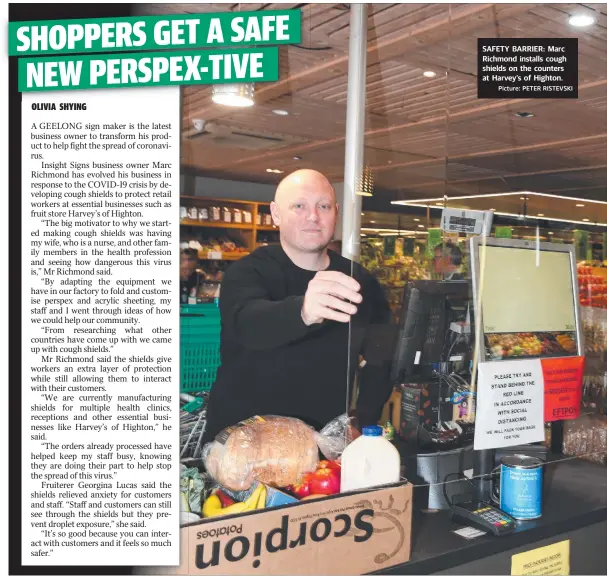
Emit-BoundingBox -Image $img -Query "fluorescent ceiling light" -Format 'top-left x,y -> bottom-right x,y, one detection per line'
576,204 -> 585,207
538,213 -> 544,217
583,218 -> 590,222
391,191 -> 607,227
272,109 -> 289,116
266,168 -> 283,173
413,218 -> 420,222
361,227 -> 428,235
423,70 -> 437,78
212,83 -> 255,107
568,14 -> 595,27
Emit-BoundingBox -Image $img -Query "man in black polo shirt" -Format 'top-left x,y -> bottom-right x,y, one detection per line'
203,169 -> 392,442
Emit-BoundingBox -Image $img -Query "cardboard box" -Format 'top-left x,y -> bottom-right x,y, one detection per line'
142,482 -> 412,575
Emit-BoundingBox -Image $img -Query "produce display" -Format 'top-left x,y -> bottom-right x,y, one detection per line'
577,264 -> 607,308
487,331 -> 578,359
360,238 -> 430,321
287,460 -> 341,498
202,484 -> 267,518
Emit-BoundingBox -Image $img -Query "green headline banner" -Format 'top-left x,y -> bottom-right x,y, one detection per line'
19,47 -> 279,92
9,10 -> 301,55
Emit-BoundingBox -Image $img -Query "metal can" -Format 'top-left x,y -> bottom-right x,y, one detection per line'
498,455 -> 543,520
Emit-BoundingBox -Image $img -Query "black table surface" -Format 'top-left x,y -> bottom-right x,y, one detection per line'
374,458 -> 607,575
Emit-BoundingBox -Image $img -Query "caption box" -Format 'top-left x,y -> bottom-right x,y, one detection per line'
477,38 -> 578,99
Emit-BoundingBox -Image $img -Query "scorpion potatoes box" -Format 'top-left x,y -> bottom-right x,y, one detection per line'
143,482 -> 413,575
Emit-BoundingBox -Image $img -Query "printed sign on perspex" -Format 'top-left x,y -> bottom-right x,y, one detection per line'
475,360 -> 545,450
541,356 -> 585,422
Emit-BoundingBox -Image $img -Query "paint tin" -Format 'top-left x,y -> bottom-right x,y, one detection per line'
496,455 -> 543,520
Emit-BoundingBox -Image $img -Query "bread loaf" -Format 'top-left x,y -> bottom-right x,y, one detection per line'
203,416 -> 319,491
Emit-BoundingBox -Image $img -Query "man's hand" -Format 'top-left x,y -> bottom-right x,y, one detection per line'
301,271 -> 362,325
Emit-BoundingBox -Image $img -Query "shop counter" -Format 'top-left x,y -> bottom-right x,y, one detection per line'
374,458 -> 607,575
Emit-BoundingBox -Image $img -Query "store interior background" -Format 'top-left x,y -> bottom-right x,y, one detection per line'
139,2 -> 606,301
137,2 -> 607,457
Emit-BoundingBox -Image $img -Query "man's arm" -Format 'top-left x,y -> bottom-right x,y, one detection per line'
219,260 -> 318,351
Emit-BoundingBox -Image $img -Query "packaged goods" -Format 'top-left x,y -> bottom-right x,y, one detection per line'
202,414 -> 352,492
340,425 -> 401,492
563,414 -> 607,465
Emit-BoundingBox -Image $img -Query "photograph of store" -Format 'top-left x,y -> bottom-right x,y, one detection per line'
139,3 -> 607,574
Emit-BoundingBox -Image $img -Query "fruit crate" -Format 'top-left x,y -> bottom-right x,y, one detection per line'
180,303 -> 221,393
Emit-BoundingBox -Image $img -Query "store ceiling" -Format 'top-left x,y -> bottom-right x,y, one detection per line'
137,3 -> 607,204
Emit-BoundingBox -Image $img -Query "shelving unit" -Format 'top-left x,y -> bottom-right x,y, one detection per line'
180,196 -> 279,260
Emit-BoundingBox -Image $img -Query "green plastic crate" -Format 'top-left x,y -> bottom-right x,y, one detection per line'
180,303 -> 221,393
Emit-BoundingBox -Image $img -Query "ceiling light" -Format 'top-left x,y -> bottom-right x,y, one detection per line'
490,208 -> 496,211
576,204 -> 585,207
272,109 -> 289,116
390,191 -> 607,227
418,224 -> 425,228
520,197 -> 526,200
515,112 -> 535,119
266,168 -> 283,174
548,232 -> 554,235
538,213 -> 544,217
435,203 -> 443,207
583,218 -> 590,222
413,218 -> 420,222
423,70 -> 437,78
392,191 -> 607,206
370,220 -> 376,223
293,156 -> 302,161
568,14 -> 595,27
212,83 -> 255,107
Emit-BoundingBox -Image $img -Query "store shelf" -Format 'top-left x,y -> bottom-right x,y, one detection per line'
181,220 -> 254,230
256,225 -> 279,232
198,251 -> 249,261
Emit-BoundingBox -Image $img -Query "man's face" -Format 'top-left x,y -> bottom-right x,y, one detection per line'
271,180 -> 337,254
180,254 -> 197,279
433,248 -> 452,274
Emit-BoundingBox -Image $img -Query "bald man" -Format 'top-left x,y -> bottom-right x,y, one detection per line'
203,170 -> 392,442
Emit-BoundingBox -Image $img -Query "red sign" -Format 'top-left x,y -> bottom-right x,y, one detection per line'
541,356 -> 585,422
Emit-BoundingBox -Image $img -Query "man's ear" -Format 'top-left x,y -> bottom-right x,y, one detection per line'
335,202 -> 340,215
270,201 -> 280,226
